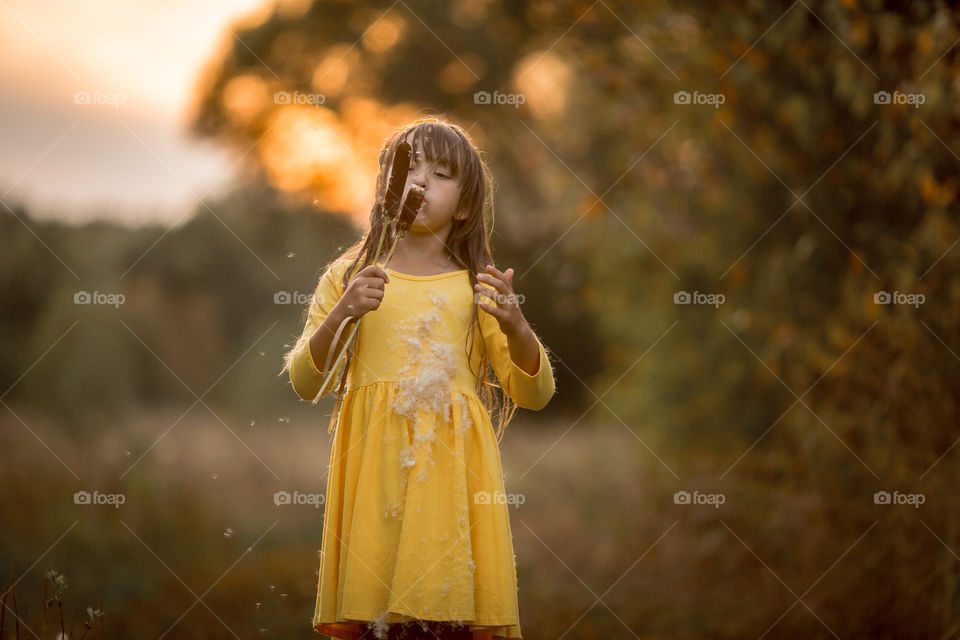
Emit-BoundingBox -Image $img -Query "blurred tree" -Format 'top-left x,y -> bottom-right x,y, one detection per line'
190,0 -> 603,412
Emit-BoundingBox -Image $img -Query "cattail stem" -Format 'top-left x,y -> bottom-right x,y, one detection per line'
316,182 -> 423,399
372,217 -> 393,268
317,223 -> 407,398
381,232 -> 403,265
318,219 -> 395,397
41,577 -> 48,637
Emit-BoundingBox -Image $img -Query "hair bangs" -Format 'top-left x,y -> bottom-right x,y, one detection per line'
406,121 -> 469,181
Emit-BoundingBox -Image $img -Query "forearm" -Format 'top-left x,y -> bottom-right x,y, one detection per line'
308,304 -> 355,374
506,323 -> 541,376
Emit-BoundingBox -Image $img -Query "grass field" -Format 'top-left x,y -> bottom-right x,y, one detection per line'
0,403 -> 908,639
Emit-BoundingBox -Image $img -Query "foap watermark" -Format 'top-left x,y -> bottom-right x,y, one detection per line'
74,291 -> 125,308
674,490 -> 725,509
275,291 -> 315,305
874,490 -> 924,509
74,490 -> 126,508
674,90 -> 725,109
473,490 -> 525,506
874,290 -> 924,308
274,490 -> 325,508
474,291 -> 525,307
473,90 -> 526,109
73,90 -> 126,109
873,90 -> 925,108
674,290 -> 725,308
274,90 -> 325,107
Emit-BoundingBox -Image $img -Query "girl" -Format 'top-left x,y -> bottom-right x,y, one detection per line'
280,116 -> 556,640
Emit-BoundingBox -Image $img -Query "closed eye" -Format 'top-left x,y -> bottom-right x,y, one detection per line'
408,157 -> 451,178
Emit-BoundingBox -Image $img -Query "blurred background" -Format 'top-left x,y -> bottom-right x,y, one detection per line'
2,0 -> 959,637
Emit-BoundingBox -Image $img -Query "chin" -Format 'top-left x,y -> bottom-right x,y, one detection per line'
407,222 -> 434,235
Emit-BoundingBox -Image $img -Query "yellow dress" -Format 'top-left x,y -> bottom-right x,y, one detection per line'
288,258 -> 556,640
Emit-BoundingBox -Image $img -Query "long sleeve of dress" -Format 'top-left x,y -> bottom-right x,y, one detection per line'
289,260 -> 349,402
478,308 -> 556,411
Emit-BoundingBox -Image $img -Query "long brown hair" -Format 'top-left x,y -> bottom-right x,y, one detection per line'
284,116 -> 518,443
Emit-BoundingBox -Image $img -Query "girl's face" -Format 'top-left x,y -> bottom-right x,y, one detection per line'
401,132 -> 465,235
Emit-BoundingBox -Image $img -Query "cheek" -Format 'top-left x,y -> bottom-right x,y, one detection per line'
444,183 -> 463,205
428,183 -> 453,205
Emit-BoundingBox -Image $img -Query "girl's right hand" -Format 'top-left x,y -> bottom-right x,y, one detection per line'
334,264 -> 391,320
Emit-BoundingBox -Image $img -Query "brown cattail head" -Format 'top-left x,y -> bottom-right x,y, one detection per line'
383,141 -> 412,219
396,185 -> 425,236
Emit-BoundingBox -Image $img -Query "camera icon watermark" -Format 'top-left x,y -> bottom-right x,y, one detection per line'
473,90 -> 526,109
674,290 -> 725,308
674,490 -> 725,508
74,490 -> 126,508
73,90 -> 126,109
274,490 -> 325,508
473,490 -> 525,506
274,291 -> 315,305
474,291 -> 525,307
873,290 -> 924,308
873,490 -> 924,508
674,90 -> 725,109
873,90 -> 924,108
274,90 -> 325,107
74,291 -> 125,308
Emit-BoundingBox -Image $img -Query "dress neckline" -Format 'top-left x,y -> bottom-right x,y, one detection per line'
385,267 -> 469,281
376,260 -> 469,280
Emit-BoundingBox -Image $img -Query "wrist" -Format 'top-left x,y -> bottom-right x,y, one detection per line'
329,301 -> 355,325
504,318 -> 532,340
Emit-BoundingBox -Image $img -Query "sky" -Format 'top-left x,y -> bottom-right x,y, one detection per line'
0,0 -> 280,227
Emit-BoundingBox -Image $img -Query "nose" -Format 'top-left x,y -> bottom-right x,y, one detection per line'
408,165 -> 427,188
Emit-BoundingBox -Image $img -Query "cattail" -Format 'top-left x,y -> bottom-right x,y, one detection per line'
381,185 -> 425,266
396,184 -> 424,235
383,141 -> 412,218
318,146 -> 425,398
318,184 -> 426,398
365,140 -> 413,281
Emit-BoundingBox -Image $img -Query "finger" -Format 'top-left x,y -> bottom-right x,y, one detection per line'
484,263 -> 508,282
361,264 -> 390,283
483,266 -> 515,297
475,276 -> 501,297
362,276 -> 385,290
477,272 -> 507,295
477,300 -> 501,318
480,286 -> 518,310
474,284 -> 498,303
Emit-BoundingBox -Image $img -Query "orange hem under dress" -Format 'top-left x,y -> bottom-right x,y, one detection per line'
314,620 -> 511,639
288,260 -> 556,640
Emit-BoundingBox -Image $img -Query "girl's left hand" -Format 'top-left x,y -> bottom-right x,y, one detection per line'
474,264 -> 529,337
